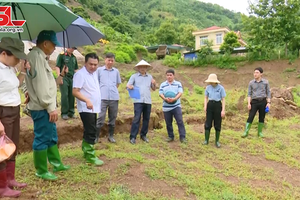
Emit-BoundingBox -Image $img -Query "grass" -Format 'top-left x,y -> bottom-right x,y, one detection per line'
15,83 -> 300,199
284,68 -> 297,73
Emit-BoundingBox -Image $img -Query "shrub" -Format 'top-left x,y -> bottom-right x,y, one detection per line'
144,53 -> 156,63
116,44 -> 136,61
83,45 -> 97,54
194,85 -> 205,95
133,44 -> 148,56
115,51 -> 131,63
163,55 -> 181,68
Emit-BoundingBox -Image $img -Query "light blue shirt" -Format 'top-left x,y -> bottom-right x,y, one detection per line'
73,67 -> 101,113
205,84 -> 226,101
97,66 -> 121,100
127,72 -> 153,104
159,80 -> 183,112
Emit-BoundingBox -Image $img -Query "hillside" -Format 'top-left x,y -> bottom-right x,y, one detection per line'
60,0 -> 243,47
15,60 -> 300,199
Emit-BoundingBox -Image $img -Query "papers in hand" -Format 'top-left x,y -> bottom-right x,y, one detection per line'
127,86 -> 140,99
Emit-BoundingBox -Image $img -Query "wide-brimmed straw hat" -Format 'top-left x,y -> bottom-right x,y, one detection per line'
134,60 -> 153,71
205,74 -> 220,83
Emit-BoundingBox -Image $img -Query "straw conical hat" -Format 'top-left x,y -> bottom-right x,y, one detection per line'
205,74 -> 220,83
134,60 -> 153,71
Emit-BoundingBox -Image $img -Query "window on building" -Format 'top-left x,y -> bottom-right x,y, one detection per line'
216,33 -> 222,44
200,36 -> 208,46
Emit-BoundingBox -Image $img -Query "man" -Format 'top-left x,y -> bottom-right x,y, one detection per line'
73,53 -> 104,166
56,47 -> 79,120
127,60 -> 156,144
242,67 -> 271,138
96,53 -> 121,143
159,69 -> 187,143
22,50 -> 51,117
25,30 -> 70,181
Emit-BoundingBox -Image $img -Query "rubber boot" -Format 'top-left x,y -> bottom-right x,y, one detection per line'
33,149 -> 57,181
6,161 -> 27,189
82,140 -> 104,166
202,130 -> 210,145
0,168 -> 21,198
108,125 -> 116,143
241,122 -> 252,138
47,144 -> 70,172
258,123 -> 264,138
215,131 -> 221,148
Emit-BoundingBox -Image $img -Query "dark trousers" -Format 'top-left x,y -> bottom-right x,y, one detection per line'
130,103 -> 151,139
96,100 -> 119,128
60,76 -> 75,116
205,101 -> 222,132
163,107 -> 186,139
0,106 -> 20,170
247,99 -> 267,123
79,112 -> 97,144
31,110 -> 58,150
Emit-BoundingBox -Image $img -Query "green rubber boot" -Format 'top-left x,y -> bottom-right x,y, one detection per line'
33,149 -> 57,181
82,140 -> 104,166
241,123 -> 252,138
202,130 -> 210,145
215,131 -> 221,148
48,144 -> 70,172
258,123 -> 264,138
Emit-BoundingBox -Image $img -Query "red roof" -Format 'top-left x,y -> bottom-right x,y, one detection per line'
203,26 -> 222,31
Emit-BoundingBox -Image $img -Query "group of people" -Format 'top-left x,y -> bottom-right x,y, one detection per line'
0,28 -> 271,198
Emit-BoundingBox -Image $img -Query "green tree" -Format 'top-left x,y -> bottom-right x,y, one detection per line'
198,40 -> 213,59
219,32 -> 240,53
71,6 -> 90,19
178,24 -> 197,48
155,22 -> 177,44
243,0 -> 300,56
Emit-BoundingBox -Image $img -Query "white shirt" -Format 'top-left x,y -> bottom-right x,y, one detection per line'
73,66 -> 101,113
0,62 -> 21,106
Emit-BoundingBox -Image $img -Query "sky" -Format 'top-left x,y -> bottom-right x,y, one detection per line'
200,0 -> 250,15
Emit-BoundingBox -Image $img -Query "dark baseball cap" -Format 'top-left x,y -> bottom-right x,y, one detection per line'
0,37 -> 26,60
37,30 -> 61,46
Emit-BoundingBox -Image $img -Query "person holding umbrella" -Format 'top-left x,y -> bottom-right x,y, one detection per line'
203,74 -> 226,148
25,30 -> 70,181
127,60 -> 156,144
0,37 -> 29,198
55,47 -> 79,120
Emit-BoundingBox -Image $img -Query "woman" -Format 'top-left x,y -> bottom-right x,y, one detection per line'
0,37 -> 30,198
203,74 -> 226,148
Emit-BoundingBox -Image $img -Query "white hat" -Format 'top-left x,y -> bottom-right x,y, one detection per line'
134,60 -> 153,71
205,74 -> 220,83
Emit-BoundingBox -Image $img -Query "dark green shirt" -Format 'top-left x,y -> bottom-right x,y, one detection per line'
56,52 -> 78,76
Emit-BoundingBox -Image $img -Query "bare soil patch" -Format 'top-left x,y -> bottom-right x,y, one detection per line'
243,153 -> 300,187
114,163 -> 196,200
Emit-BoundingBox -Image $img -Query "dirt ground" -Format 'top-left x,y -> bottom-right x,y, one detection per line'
19,59 -> 300,152
15,59 -> 300,199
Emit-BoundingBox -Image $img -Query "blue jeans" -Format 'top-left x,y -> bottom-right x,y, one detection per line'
130,103 -> 152,139
163,107 -> 186,139
30,110 -> 58,150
